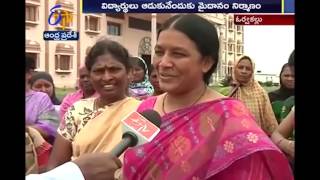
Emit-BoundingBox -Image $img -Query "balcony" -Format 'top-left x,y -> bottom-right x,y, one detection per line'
85,15 -> 101,35
26,20 -> 39,26
26,0 -> 40,6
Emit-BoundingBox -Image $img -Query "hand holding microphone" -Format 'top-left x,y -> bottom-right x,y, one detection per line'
110,110 -> 162,157
73,152 -> 122,180
26,110 -> 162,180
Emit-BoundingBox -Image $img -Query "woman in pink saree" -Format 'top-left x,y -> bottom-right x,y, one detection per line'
122,14 -> 293,180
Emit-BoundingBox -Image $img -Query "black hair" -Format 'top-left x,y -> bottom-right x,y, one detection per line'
30,71 -> 61,105
279,63 -> 294,86
130,57 -> 147,76
288,50 -> 294,66
157,14 -> 220,85
280,63 -> 294,76
85,39 -> 131,71
148,65 -> 155,77
26,55 -> 36,73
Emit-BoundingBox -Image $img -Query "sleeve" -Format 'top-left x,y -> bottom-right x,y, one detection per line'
262,92 -> 279,135
37,93 -> 55,115
26,162 -> 85,180
57,104 -> 78,142
34,94 -> 60,138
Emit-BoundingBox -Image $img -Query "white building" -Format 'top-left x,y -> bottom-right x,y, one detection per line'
26,0 -> 244,88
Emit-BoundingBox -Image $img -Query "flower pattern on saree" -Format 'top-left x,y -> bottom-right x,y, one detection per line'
135,147 -> 145,158
180,160 -> 191,172
241,119 -> 250,128
223,140 -> 234,153
168,135 -> 192,163
247,132 -> 259,143
199,111 -> 221,137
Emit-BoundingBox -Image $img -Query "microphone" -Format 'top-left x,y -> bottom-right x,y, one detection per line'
110,110 -> 161,157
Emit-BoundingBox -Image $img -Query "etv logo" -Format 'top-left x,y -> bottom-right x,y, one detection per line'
48,4 -> 72,30
44,3 -> 79,41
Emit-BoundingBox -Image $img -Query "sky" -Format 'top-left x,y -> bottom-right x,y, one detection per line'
243,25 -> 295,75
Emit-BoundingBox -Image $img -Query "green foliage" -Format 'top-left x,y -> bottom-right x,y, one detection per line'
264,81 -> 273,87
219,76 -> 232,87
55,88 -> 75,101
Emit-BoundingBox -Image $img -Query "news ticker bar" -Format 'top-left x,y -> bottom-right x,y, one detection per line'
43,14 -> 293,41
82,0 -> 294,13
234,14 -> 294,25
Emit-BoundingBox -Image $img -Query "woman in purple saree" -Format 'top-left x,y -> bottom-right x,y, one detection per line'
26,56 -> 59,144
122,14 -> 293,180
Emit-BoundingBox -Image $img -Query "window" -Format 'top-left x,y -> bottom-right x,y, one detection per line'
237,45 -> 242,54
237,45 -> 243,54
55,55 -> 72,71
228,44 -> 235,52
105,13 -> 125,19
54,10 -> 73,30
26,52 -> 40,69
26,5 -> 38,22
228,17 -> 234,30
85,16 -> 101,32
223,41 -> 227,51
107,22 -> 121,36
236,25 -> 243,33
237,41 -> 243,54
55,43 -> 73,72
228,66 -> 233,76
228,39 -> 235,53
128,17 -> 162,32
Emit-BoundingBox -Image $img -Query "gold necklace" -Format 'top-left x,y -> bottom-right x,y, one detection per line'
162,86 -> 207,114
94,98 -> 110,110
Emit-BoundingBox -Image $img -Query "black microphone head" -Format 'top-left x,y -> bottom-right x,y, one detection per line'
140,110 -> 162,128
122,131 -> 138,147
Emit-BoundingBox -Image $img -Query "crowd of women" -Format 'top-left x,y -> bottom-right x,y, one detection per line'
26,14 -> 295,179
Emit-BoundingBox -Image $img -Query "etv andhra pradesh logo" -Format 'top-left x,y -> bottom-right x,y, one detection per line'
43,3 -> 79,41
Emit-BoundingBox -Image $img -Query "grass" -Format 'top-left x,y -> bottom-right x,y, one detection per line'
210,85 -> 279,96
56,85 -> 279,101
263,86 -> 279,92
56,88 -> 76,101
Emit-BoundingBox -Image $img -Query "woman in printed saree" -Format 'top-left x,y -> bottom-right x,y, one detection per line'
128,56 -> 154,100
47,39 -> 140,170
26,56 -> 60,144
122,14 -> 293,180
229,56 -> 279,136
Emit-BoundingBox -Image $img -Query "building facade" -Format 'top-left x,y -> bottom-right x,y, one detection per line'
26,0 -> 244,88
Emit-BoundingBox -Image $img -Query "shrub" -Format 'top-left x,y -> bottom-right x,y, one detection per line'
220,76 -> 232,87
265,81 -> 273,87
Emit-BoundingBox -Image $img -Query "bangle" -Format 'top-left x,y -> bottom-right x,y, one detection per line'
288,141 -> 294,146
276,138 -> 285,147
